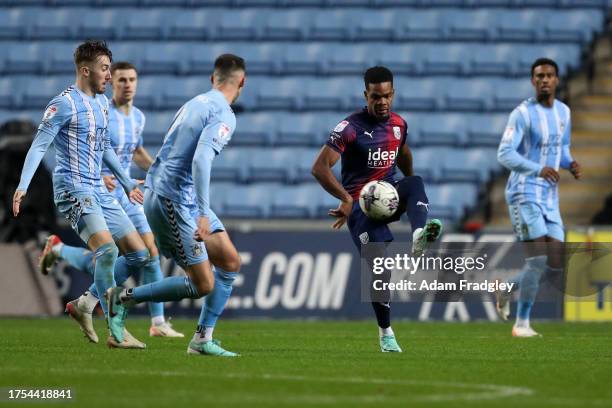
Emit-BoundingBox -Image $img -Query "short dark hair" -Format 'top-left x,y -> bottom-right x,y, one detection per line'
74,40 -> 112,67
111,61 -> 137,75
213,54 -> 246,83
531,58 -> 558,77
364,66 -> 393,89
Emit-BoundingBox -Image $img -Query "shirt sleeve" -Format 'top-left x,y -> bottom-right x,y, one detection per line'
325,119 -> 355,153
192,141 -> 216,217
103,143 -> 136,194
497,108 -> 542,177
17,97 -> 71,192
559,110 -> 573,169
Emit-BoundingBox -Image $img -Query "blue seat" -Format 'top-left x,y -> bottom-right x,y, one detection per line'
496,11 -> 543,42
212,149 -> 249,183
303,78 -> 356,111
255,77 -> 301,111
294,148 -> 319,182
419,114 -> 466,146
262,10 -> 311,41
441,149 -> 483,183
123,9 -> 167,41
5,43 -> 45,74
46,42 -> 80,74
141,43 -> 189,75
106,43 -> 143,70
396,10 -> 445,41
134,76 -> 164,110
166,9 -> 213,41
214,9 -> 263,41
141,112 -> 174,145
316,187 -> 341,218
209,182 -> 233,214
411,146 -> 447,182
544,11 -> 603,43
445,10 -> 495,42
222,43 -> 282,75
27,9 -> 78,40
309,10 -> 355,41
277,113 -> 326,146
326,45 -> 377,76
233,113 -> 275,146
284,43 -> 327,75
271,185 -> 318,218
22,77 -> 71,110
222,183 -> 275,218
187,44 -> 218,75
493,79 -> 533,111
467,114 -> 507,146
378,44 -> 425,76
77,9 -> 121,40
395,79 -> 443,111
247,148 -> 294,183
470,44 -> 517,76
354,10 -> 397,41
423,44 -> 471,76
516,45 -> 579,76
0,79 -> 20,109
0,9 -> 26,40
445,79 -> 494,112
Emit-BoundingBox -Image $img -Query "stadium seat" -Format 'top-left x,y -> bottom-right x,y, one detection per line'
395,10 -> 445,41
22,76 -> 71,110
0,79 -> 20,109
378,44 -> 425,76
353,10 -> 397,41
467,113 -> 507,146
496,10 -> 543,42
544,11 -> 602,43
294,148 -> 319,182
470,44 -> 517,77
212,149 -> 249,183
277,113 -> 325,146
222,43 -> 282,75
27,8 -> 79,40
214,9 -> 263,41
247,148 -> 294,183
326,45 -> 377,76
233,113 -> 276,146
423,44 -> 471,76
209,182 -> 233,214
270,185 -> 318,218
444,10 -> 496,42
411,146 -> 447,182
141,43 -> 189,75
106,43 -> 143,71
303,78 -> 357,111
262,10 -> 310,41
166,9 -> 213,41
133,76 -> 164,110
445,79 -> 494,112
309,9 -> 355,41
419,113 -> 467,145
492,79 -> 533,111
141,111 -> 174,145
123,9 -> 167,41
394,79 -> 443,111
46,42 -> 80,74
77,9 -> 121,40
222,183 -> 275,218
0,9 -> 26,40
283,43 -> 327,75
255,77 -> 302,111
5,43 -> 46,75
316,186 -> 341,218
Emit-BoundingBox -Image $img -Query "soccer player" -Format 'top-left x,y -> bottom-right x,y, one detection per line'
496,58 -> 581,337
105,54 -> 246,357
311,66 -> 442,353
12,40 -> 144,346
39,61 -> 183,343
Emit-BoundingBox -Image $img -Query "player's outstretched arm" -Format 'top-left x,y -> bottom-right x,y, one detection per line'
312,146 -> 353,229
102,147 -> 142,204
14,97 -> 72,216
192,140 -> 216,241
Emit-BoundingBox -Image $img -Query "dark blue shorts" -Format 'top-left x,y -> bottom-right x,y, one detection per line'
347,201 -> 400,250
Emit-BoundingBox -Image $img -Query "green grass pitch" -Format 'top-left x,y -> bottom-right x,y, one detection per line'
0,318 -> 610,407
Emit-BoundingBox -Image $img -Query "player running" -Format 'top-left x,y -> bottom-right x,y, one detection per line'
496,58 -> 581,337
105,54 -> 246,357
39,61 -> 183,344
12,40 -> 145,347
312,66 -> 442,353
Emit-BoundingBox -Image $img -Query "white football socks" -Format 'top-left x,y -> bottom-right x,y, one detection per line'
379,326 -> 394,337
151,316 -> 165,326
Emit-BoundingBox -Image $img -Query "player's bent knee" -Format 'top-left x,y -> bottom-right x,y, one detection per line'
224,255 -> 241,273
95,243 -> 119,269
194,280 -> 213,297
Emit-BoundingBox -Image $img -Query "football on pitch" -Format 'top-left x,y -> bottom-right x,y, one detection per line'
358,180 -> 399,220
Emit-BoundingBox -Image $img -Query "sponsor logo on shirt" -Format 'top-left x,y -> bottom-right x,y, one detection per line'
334,120 -> 349,132
42,105 -> 58,127
367,147 -> 398,169
502,126 -> 514,143
218,123 -> 231,141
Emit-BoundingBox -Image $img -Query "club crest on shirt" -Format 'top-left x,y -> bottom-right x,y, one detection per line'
42,105 -> 58,124
334,120 -> 349,132
393,126 -> 401,140
218,123 -> 231,142
193,243 -> 204,257
359,232 -> 369,245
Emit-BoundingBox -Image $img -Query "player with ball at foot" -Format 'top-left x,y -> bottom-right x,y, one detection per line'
312,66 -> 442,353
